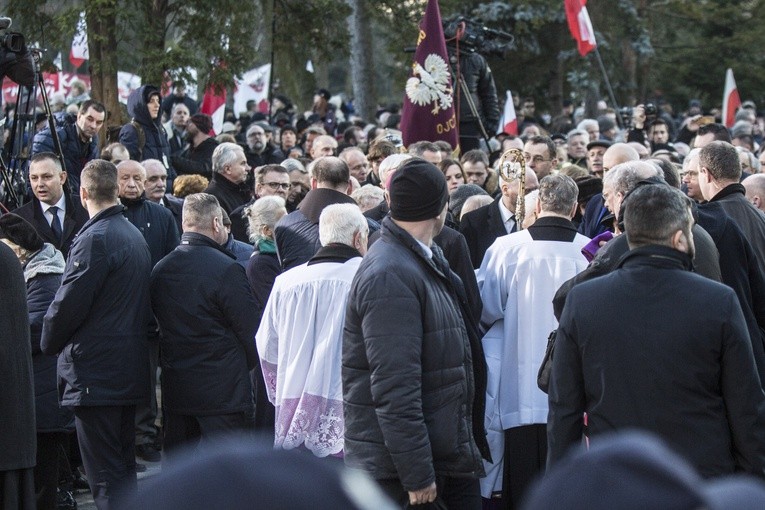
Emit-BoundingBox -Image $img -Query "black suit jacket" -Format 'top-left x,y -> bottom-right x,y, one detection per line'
548,245 -> 765,478
13,194 -> 89,259
459,197 -> 512,269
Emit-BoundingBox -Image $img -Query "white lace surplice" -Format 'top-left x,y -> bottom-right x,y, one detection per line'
256,258 -> 361,457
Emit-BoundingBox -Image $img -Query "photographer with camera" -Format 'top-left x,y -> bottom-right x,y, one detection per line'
442,17 -> 505,153
450,50 -> 500,153
627,104 -> 676,154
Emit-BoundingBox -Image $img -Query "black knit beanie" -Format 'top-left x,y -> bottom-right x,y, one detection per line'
0,213 -> 44,252
389,159 -> 448,222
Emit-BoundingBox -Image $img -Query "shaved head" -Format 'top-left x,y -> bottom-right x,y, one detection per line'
603,143 -> 640,173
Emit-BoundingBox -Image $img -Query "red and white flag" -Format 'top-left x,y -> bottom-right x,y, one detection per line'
722,68 -> 741,129
498,90 -> 518,135
200,84 -> 226,136
565,0 -> 597,57
69,12 -> 89,68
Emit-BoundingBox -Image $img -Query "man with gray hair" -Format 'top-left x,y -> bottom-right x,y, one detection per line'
150,193 -> 259,460
204,142 -> 252,214
476,174 -> 590,506
256,203 -> 367,458
558,161 -> 720,295
548,184 -> 765,478
681,148 -> 704,202
275,156 -> 378,270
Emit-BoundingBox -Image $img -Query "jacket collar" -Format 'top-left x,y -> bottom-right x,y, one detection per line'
307,243 -> 362,265
709,183 -> 745,203
180,232 -> 236,259
381,216 -> 447,278
616,244 -> 693,272
78,204 -> 126,235
527,216 -> 578,242
120,195 -> 146,208
298,188 -> 357,223
211,172 -> 250,193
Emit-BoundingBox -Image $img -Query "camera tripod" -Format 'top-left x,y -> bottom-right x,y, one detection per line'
0,47 -> 67,211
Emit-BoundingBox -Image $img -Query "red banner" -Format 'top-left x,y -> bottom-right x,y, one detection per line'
400,0 -> 459,149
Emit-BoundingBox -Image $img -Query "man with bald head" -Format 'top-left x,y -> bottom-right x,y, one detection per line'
743,174 -> 765,213
578,143 -> 640,238
339,147 -> 370,181
117,160 -> 180,462
554,162 -> 722,320
309,134 -> 339,160
627,141 -> 649,160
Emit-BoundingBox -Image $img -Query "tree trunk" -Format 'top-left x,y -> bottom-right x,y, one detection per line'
347,0 -> 376,121
86,0 -> 123,137
141,0 -> 170,91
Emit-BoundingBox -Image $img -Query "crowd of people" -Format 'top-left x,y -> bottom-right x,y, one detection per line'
3,80 -> 765,510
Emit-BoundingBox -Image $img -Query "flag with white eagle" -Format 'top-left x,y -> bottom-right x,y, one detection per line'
401,0 -> 459,149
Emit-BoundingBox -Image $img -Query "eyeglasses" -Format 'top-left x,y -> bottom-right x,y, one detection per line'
262,182 -> 290,190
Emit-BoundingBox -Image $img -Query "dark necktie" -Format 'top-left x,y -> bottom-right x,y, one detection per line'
49,206 -> 63,243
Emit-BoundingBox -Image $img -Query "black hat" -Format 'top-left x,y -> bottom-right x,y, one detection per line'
551,133 -> 567,143
389,159 -> 448,222
449,183 -> 489,218
0,213 -> 44,252
189,113 -> 213,134
280,124 -> 297,135
575,176 -> 603,204
586,139 -> 612,151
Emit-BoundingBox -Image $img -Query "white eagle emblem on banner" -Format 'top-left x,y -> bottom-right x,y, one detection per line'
405,54 -> 454,115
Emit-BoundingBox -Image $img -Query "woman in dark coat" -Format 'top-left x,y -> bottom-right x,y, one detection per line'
120,85 -> 176,181
0,214 -> 73,510
244,196 -> 287,433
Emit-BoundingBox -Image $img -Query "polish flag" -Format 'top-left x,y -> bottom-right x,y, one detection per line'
69,12 -> 89,68
498,90 -> 518,135
200,84 -> 226,136
722,68 -> 741,129
565,0 -> 597,57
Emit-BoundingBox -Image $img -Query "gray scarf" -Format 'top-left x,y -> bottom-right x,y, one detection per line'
23,243 -> 65,282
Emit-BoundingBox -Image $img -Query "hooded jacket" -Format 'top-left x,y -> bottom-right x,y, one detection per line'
24,244 -> 73,432
120,85 -> 175,178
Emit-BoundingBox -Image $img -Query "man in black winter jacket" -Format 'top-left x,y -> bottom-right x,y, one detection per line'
42,160 -> 152,509
548,185 -> 765,478
343,159 -> 487,508
204,142 -> 253,215
116,160 -> 179,462
150,193 -> 259,459
32,99 -> 105,192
